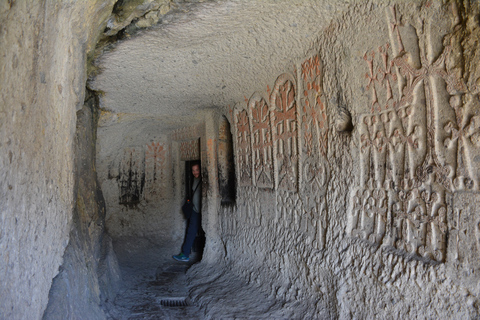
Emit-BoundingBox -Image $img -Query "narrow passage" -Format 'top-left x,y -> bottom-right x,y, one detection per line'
105,238 -> 202,319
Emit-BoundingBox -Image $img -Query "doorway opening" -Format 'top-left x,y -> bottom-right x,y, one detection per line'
184,160 -> 205,261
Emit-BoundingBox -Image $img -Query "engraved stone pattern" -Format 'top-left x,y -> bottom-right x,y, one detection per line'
235,109 -> 253,186
447,192 -> 480,276
271,74 -> 299,192
212,4 -> 480,320
171,125 -> 201,141
180,139 -> 200,161
346,5 -> 476,263
299,55 -> 329,249
249,95 -> 274,189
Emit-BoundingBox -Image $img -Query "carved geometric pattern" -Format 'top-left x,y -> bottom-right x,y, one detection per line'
348,5 -> 477,264
249,93 -> 274,189
235,109 -> 253,186
300,55 -> 329,194
271,73 -> 299,192
171,125 -> 201,141
301,54 -> 328,158
180,139 -> 200,161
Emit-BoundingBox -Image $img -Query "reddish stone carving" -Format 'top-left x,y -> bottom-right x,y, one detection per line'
271,74 -> 298,192
171,125 -> 201,141
249,94 -> 274,189
301,55 -> 328,158
235,109 -> 252,186
180,139 -> 200,161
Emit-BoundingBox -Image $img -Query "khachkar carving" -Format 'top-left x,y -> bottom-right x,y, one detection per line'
235,109 -> 253,186
180,139 -> 200,161
299,55 -> 329,249
144,142 -> 168,201
249,94 -> 274,189
271,74 -> 299,192
349,5 -> 480,264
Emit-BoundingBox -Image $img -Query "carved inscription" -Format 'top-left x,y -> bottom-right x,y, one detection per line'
235,109 -> 253,186
180,139 -> 200,161
171,125 -> 201,141
271,74 -> 299,192
249,94 -> 274,188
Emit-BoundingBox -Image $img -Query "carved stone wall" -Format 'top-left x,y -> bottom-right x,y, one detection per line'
348,4 -> 480,265
218,2 -> 480,319
96,127 -> 175,241
180,139 -> 200,161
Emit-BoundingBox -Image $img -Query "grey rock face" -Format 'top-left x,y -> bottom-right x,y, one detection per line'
42,91 -> 121,320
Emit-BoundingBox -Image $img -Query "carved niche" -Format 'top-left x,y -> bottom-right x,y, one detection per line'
349,5 -> 479,264
249,93 -> 274,189
235,109 -> 253,186
271,73 -> 299,192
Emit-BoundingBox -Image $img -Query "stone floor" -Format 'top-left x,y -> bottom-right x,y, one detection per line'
105,238 -> 291,319
104,239 -> 203,320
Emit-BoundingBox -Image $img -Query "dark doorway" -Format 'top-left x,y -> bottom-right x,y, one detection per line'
184,160 -> 205,260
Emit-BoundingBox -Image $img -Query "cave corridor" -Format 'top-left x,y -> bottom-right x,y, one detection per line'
2,1 -> 480,319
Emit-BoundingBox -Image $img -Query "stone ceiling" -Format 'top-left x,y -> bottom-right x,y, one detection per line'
90,0 -> 347,132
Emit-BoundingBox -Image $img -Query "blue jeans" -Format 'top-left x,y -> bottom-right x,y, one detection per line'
182,210 -> 199,257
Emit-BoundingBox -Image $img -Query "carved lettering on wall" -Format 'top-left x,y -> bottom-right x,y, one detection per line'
171,125 -> 201,141
180,139 -> 200,161
348,5 -> 479,264
235,109 -> 253,186
249,94 -> 274,189
271,74 -> 299,192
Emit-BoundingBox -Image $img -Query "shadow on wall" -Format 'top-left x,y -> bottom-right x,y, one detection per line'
218,116 -> 236,206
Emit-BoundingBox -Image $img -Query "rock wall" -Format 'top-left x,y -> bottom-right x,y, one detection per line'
42,91 -> 121,320
0,1 -> 114,319
210,2 -> 480,318
96,114 -> 180,245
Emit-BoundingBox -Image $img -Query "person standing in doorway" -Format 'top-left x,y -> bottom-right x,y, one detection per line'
173,163 -> 202,262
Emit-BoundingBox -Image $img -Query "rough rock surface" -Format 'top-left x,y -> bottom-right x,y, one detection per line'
42,92 -> 121,320
0,1 -> 115,319
90,0 -> 350,129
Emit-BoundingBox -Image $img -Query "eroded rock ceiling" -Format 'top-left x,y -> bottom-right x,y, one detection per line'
90,0 -> 348,132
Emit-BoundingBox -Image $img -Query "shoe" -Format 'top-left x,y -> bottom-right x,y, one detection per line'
172,253 -> 189,262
